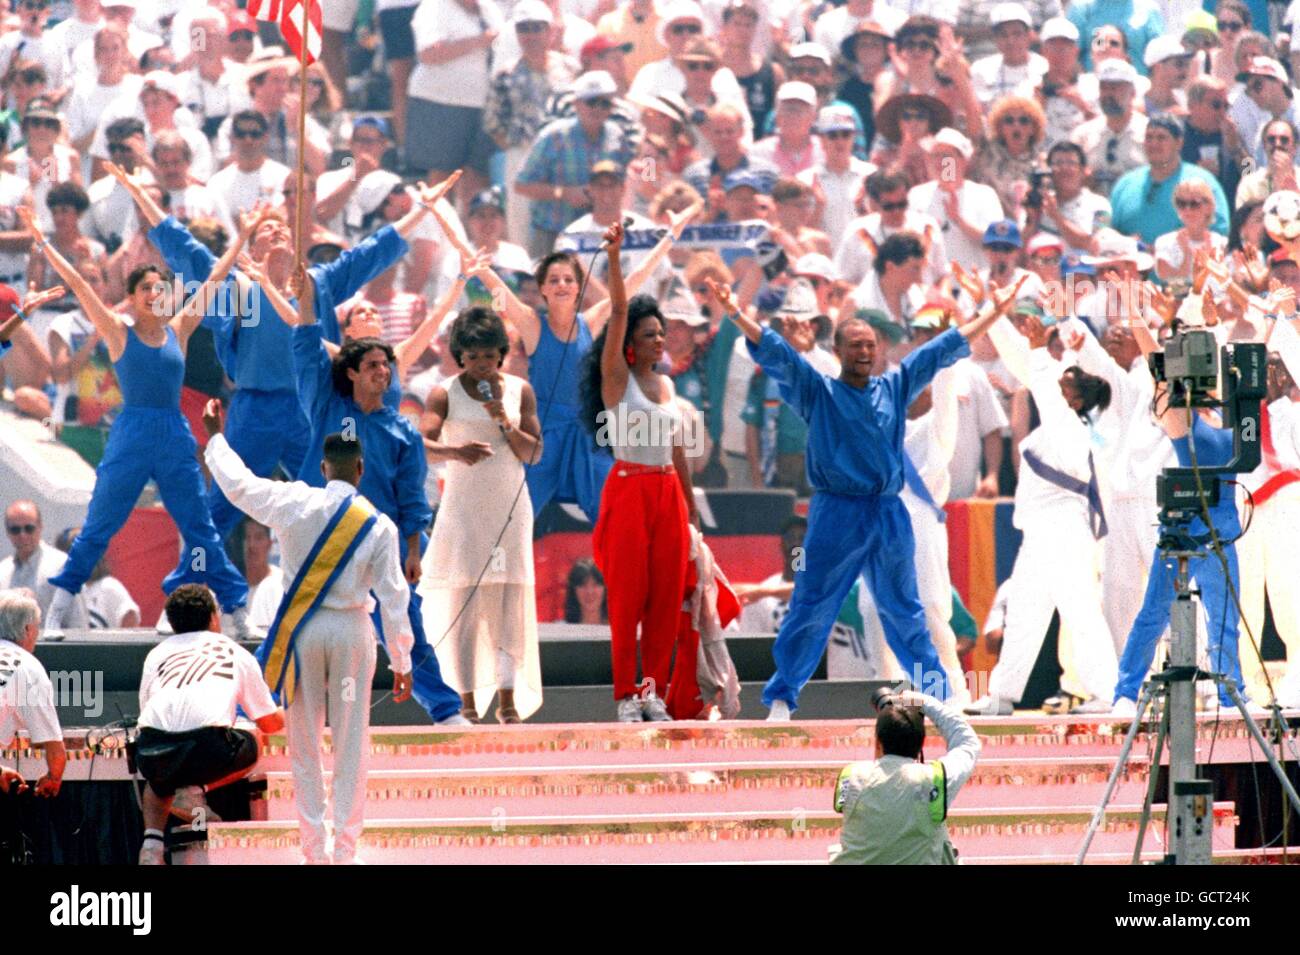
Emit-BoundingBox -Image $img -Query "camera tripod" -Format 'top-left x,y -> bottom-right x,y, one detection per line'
1075,549 -> 1300,865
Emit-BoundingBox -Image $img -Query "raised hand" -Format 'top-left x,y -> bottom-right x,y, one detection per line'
1063,325 -> 1086,352
418,170 -> 463,209
1145,282 -> 1177,326
602,218 -> 624,251
987,273 -> 1028,316
1267,278 -> 1297,317
22,282 -> 66,313
704,276 -> 737,314
666,199 -> 703,240
951,261 -> 985,306
461,246 -> 493,279
1234,245 -> 1269,291
1020,312 -> 1050,349
15,205 -> 43,243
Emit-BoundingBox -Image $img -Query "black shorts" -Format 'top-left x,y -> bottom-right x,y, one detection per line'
379,5 -> 418,61
405,99 -> 496,175
135,726 -> 258,798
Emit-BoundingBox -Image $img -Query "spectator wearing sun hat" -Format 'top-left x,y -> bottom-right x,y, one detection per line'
1229,56 -> 1300,169
836,17 -> 896,152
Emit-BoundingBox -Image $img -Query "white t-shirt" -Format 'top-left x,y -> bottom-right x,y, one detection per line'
409,0 -> 505,109
798,158 -> 876,248
970,52 -> 1048,107
0,32 -> 70,97
1153,229 -> 1226,275
83,575 -> 140,629
907,179 -> 1004,271
90,115 -> 213,183
63,74 -> 144,146
1040,187 -> 1112,255
812,4 -> 906,55
0,171 -> 30,281
246,565 -> 286,638
82,172 -> 142,249
722,333 -> 757,456
137,631 -> 278,734
946,359 -> 1010,500
46,14 -> 103,61
0,641 -> 62,745
167,183 -> 235,236
207,159 -> 291,216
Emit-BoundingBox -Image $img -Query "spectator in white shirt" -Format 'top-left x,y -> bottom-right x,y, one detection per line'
799,103 -> 875,241
53,526 -> 139,628
1023,139 -> 1112,254
907,127 -> 1003,269
0,589 -> 65,798
970,3 -> 1048,107
214,49 -> 329,176
70,0 -> 161,80
751,81 -> 826,177
61,24 -> 139,173
89,70 -> 213,183
206,110 -> 290,217
152,130 -> 234,236
46,0 -> 104,63
1,502 -> 87,623
836,169 -> 947,285
0,0 -> 70,103
179,8 -> 247,139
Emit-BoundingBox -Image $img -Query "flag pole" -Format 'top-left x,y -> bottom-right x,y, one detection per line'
293,0 -> 310,292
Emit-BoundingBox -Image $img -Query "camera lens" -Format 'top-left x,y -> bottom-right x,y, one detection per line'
871,685 -> 897,713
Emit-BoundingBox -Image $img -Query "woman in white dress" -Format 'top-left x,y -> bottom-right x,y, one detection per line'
419,306 -> 544,724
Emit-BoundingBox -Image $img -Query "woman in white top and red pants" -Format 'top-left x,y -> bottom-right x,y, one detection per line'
582,222 -> 700,723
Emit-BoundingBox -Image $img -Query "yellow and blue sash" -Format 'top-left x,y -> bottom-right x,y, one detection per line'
256,494 -> 378,706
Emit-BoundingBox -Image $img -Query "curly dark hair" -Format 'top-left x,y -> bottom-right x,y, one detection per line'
164,584 -> 217,635
1062,365 -> 1112,418
332,337 -> 395,399
579,294 -> 665,441
449,306 -> 509,366
126,263 -> 172,294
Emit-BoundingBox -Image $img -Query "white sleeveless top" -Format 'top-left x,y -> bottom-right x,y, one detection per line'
605,373 -> 683,467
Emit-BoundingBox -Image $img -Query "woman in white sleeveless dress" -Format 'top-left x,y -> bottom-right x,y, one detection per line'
419,307 -> 544,723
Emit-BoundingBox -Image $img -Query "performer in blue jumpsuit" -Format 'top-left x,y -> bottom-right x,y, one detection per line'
706,276 -> 1024,717
111,164 -> 447,544
1114,411 -> 1247,711
293,306 -> 465,724
19,206 -> 251,630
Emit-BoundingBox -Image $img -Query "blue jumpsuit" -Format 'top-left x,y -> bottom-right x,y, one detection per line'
49,325 -> 248,610
1114,416 -> 1246,707
748,326 -> 971,709
525,315 -> 614,522
149,218 -> 410,543
293,324 -> 462,722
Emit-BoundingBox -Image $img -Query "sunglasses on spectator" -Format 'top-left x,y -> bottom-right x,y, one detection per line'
900,108 -> 929,122
229,29 -> 256,41
823,129 -> 854,139
233,127 -> 266,139
583,97 -> 615,110
108,142 -> 134,153
1266,135 -> 1294,146
1175,198 -> 1206,208
899,39 -> 936,53
15,69 -> 44,84
308,77 -> 327,89
1249,79 -> 1272,94
23,117 -> 59,130
1206,99 -> 1228,110
1217,19 -> 1244,32
516,21 -> 549,33
685,61 -> 717,71
20,0 -> 49,9
879,199 -> 908,211
670,23 -> 702,35
790,64 -> 824,77
1030,253 -> 1062,264
1000,115 -> 1034,126
6,524 -> 37,535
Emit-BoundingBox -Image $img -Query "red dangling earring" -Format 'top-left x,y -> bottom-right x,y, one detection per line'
625,346 -> 636,366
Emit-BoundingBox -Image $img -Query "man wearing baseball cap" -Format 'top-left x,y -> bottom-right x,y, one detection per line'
979,218 -> 1044,302
1142,35 -> 1192,118
970,3 -> 1048,107
909,128 -> 1004,270
580,34 -> 634,92
315,116 -> 396,237
516,70 -> 638,256
1231,56 -> 1299,168
751,82 -> 826,177
1109,114 -> 1228,244
800,104 -> 874,241
1070,58 -> 1148,196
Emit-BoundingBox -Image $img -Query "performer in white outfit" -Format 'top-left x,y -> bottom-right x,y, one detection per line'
419,306 -> 544,724
1063,321 -> 1176,655
967,311 -> 1118,714
200,402 -> 414,866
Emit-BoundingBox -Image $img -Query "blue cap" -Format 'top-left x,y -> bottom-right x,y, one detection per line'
352,115 -> 393,140
982,219 -> 1021,249
1061,253 -> 1096,277
723,168 -> 768,193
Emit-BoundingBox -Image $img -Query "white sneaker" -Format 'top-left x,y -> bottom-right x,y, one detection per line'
964,695 -> 1013,716
641,693 -> 671,721
766,700 -> 792,722
435,712 -> 473,727
138,838 -> 165,866
616,696 -> 644,722
1070,697 -> 1114,715
1110,697 -> 1138,718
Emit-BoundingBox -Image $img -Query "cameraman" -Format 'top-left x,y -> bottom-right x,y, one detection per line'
831,690 -> 980,865
1023,141 -> 1111,255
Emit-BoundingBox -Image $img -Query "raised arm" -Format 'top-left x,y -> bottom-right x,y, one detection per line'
238,253 -> 303,330
396,254 -> 483,372
428,199 -> 542,350
397,170 -> 461,239
106,162 -> 167,229
598,221 -> 630,410
19,208 -> 126,358
586,201 -> 702,335
704,276 -> 763,343
172,208 -> 260,346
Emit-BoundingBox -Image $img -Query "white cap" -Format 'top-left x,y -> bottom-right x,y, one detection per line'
776,279 -> 819,319
1082,228 -> 1155,271
793,252 -> 838,282
924,126 -> 974,159
1144,34 -> 1190,68
571,70 -> 619,100
1096,59 -> 1139,86
776,81 -> 818,106
512,0 -> 554,25
788,41 -> 832,66
1040,16 -> 1079,43
1026,232 -> 1064,255
990,2 -> 1031,27
355,170 -> 404,216
140,70 -> 182,102
662,281 -> 709,325
655,0 -> 707,47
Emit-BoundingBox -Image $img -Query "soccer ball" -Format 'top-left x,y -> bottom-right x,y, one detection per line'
1263,190 -> 1300,243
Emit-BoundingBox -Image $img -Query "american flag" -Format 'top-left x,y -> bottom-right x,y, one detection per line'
279,0 -> 323,65
245,0 -> 283,20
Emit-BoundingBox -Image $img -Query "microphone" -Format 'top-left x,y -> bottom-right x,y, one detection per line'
478,378 -> 508,434
599,216 -> 636,249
